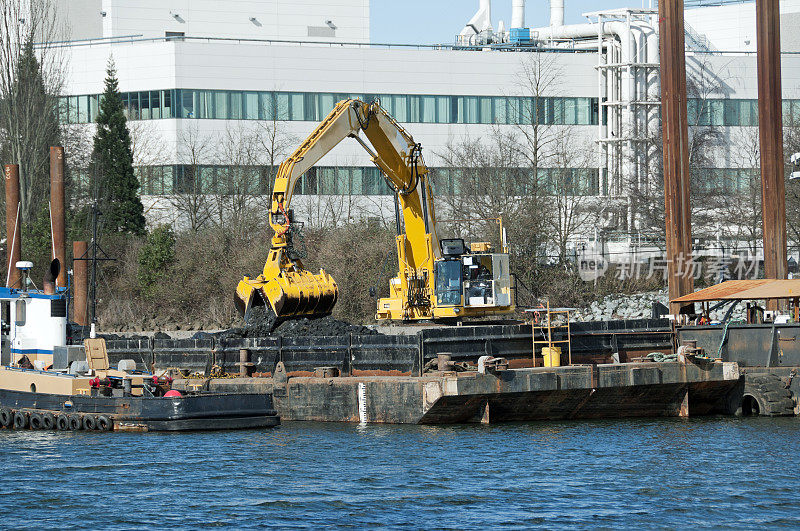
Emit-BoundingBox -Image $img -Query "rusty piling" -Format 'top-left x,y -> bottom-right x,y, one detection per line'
50,146 -> 66,288
73,241 -> 89,326
659,0 -> 694,315
4,164 -> 21,290
756,0 -> 787,298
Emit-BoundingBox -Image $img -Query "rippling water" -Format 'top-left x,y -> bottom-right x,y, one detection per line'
1,417 -> 798,529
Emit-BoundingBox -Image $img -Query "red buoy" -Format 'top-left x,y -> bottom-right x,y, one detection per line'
163,390 -> 182,398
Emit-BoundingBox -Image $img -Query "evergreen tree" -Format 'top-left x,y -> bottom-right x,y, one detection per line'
1,37 -> 61,224
93,57 -> 145,235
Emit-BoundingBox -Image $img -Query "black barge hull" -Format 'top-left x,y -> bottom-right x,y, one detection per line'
0,389 -> 279,432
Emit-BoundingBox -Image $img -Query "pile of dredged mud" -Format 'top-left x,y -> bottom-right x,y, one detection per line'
201,306 -> 378,339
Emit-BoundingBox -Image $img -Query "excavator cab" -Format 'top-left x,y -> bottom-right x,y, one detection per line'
432,239 -> 513,312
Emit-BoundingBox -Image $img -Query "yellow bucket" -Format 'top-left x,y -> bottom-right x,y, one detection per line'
542,347 -> 562,367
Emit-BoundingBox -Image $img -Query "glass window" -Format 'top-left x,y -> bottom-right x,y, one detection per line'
436,96 -> 450,124
58,97 -> 68,123
77,96 -> 89,123
213,91 -> 227,119
179,90 -> 194,118
479,97 -> 492,124
140,91 -> 150,120
319,167 -> 336,194
68,96 -> 78,123
709,100 -> 724,126
420,96 -> 436,123
229,91 -> 242,120
275,93 -> 290,120
563,98 -> 577,125
162,90 -> 171,118
259,92 -> 273,120
289,93 -> 304,120
242,92 -> 258,120
351,167 -> 363,195
393,95 -> 408,122
150,91 -> 161,119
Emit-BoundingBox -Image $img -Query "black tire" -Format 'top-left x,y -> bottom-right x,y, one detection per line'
42,413 -> 56,430
29,413 -> 43,430
97,416 -> 112,432
56,414 -> 69,431
68,415 -> 82,431
13,411 -> 28,429
82,415 -> 97,431
741,373 -> 796,417
0,409 -> 12,428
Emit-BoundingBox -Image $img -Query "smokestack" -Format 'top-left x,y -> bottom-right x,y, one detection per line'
4,164 -> 21,290
512,0 -> 525,29
550,0 -> 564,27
50,146 -> 66,288
73,241 -> 88,326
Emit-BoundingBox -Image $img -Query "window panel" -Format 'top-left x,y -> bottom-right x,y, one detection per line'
213,91 -> 227,119
421,96 -> 436,123
275,93 -> 290,120
393,95 -> 408,122
229,91 -> 242,120
437,96 -> 450,124
77,96 -> 89,123
289,93 -> 304,120
351,167 -> 363,195
179,90 -> 194,118
260,92 -> 274,120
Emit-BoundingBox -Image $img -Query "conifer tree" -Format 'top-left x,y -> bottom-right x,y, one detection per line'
92,57 -> 145,235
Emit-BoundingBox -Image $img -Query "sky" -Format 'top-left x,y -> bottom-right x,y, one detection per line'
369,0 -> 649,44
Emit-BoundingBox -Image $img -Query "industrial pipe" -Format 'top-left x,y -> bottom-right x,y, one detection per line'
50,146 -> 66,288
73,241 -> 88,326
4,164 -> 21,290
43,258 -> 59,295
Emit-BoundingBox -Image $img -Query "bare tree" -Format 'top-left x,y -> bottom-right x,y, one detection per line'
0,0 -> 66,222
168,124 -> 213,232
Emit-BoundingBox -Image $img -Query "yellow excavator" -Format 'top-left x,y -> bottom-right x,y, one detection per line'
235,99 -> 515,324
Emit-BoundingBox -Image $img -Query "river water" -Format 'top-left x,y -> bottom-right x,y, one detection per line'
0,417 -> 797,529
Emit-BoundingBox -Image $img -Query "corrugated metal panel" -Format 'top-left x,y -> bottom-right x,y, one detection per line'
672,279 -> 800,302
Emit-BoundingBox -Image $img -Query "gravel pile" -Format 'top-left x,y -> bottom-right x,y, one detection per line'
570,290 -> 747,322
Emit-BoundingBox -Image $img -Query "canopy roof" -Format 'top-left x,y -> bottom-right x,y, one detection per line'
671,280 -> 800,303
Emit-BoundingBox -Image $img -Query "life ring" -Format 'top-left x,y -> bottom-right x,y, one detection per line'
0,409 -> 12,428
42,413 -> 56,430
97,415 -> 112,432
68,415 -> 82,431
82,415 -> 98,431
56,414 -> 70,431
13,411 -> 28,429
29,413 -> 44,430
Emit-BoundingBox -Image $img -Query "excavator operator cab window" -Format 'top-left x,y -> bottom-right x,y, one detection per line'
434,259 -> 462,306
463,255 -> 494,307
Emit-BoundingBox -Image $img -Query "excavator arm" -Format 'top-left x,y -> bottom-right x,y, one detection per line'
235,99 -> 441,323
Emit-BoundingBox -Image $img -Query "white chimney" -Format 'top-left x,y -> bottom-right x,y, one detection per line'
511,0 -> 525,29
550,0 -> 564,27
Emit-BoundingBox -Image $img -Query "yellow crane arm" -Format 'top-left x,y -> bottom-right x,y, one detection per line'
237,98 -> 441,322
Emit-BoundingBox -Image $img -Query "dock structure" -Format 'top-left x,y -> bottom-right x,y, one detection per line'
175,361 -> 739,424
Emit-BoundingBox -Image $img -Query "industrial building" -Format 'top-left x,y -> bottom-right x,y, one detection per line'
49,0 -> 800,257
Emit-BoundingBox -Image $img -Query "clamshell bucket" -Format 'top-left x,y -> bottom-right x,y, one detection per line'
236,268 -> 338,320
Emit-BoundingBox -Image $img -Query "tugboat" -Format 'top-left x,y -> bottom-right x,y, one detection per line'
0,260 -> 279,432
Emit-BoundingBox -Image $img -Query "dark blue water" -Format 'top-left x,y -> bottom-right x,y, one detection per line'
0,417 -> 798,529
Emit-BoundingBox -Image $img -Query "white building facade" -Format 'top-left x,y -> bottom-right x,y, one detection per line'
50,0 -> 800,252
